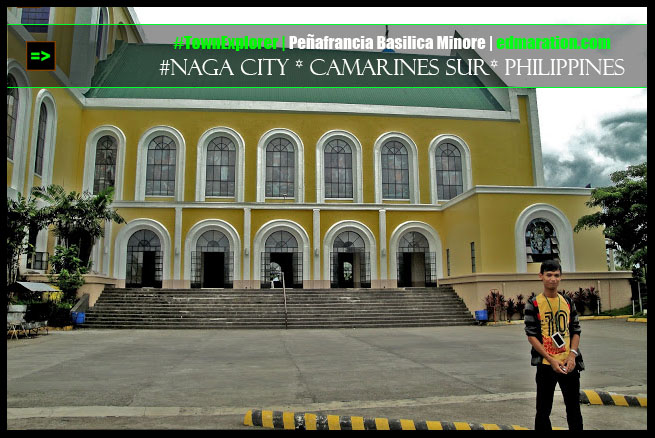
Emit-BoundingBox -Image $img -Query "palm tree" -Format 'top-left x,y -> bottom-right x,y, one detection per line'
31,185 -> 126,267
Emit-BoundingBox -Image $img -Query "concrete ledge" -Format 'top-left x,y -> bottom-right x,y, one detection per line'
579,390 -> 647,408
243,409 -> 530,430
627,318 -> 647,323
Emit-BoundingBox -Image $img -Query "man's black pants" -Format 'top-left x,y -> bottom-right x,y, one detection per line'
535,364 -> 583,430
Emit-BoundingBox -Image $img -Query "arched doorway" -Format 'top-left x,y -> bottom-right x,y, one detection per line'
262,230 -> 303,288
396,231 -> 437,287
126,229 -> 162,288
191,230 -> 232,288
330,230 -> 370,288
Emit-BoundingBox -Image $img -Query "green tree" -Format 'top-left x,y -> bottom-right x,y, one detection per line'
6,193 -> 50,287
31,185 -> 126,268
574,162 -> 647,280
48,245 -> 89,301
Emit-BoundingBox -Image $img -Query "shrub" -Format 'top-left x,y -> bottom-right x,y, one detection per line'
572,288 -> 587,314
506,298 -> 516,318
516,294 -> 526,318
586,287 -> 600,314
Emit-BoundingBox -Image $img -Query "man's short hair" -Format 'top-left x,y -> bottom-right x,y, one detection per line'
540,259 -> 562,274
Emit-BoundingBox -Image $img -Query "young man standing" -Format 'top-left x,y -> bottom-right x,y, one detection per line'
524,259 -> 584,430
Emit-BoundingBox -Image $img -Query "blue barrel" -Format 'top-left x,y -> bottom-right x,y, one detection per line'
475,310 -> 488,321
71,312 -> 85,324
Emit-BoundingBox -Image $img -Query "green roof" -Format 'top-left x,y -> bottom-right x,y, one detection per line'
85,41 -> 505,111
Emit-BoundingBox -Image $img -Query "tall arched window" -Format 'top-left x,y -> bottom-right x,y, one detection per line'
206,136 -> 236,197
146,135 -> 176,196
96,8 -> 104,57
34,103 -> 47,176
93,135 -> 117,194
525,218 -> 560,263
381,140 -> 409,199
435,142 -> 463,200
7,75 -> 19,160
265,137 -> 295,198
324,138 -> 353,199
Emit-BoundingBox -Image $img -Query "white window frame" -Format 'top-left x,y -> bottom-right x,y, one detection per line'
195,127 -> 245,202
514,203 -> 575,273
6,60 -> 32,197
373,132 -> 420,204
256,128 -> 304,203
428,134 -> 473,204
135,126 -> 186,202
316,130 -> 363,203
113,218 -> 172,284
27,89 -> 57,193
82,125 -> 126,199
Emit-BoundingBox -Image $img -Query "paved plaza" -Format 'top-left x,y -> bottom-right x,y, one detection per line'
7,319 -> 647,429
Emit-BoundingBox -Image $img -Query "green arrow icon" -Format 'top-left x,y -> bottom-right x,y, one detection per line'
30,51 -> 50,61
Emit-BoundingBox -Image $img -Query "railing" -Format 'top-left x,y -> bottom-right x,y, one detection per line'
281,271 -> 288,329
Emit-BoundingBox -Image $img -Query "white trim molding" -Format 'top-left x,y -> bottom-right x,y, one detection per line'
183,219 -> 242,284
195,126 -> 245,202
135,125 -> 186,202
373,132 -> 420,204
514,203 -> 575,273
252,219 -> 311,286
7,59 -> 32,196
428,133 -> 473,204
388,221 -> 444,281
322,220 -> 378,284
113,218 -> 172,282
256,128 -> 305,203
82,125 -> 126,199
315,130 -> 364,203
27,89 -> 58,193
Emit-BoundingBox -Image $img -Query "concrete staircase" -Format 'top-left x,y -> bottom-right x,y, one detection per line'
81,286 -> 476,329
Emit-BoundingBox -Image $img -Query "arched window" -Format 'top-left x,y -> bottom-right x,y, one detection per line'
96,8 -> 104,57
398,231 -> 430,253
146,135 -> 176,196
34,103 -> 47,176
206,136 -> 236,197
324,139 -> 353,199
265,137 -> 295,198
7,75 -> 19,160
435,142 -> 463,200
265,230 -> 298,251
93,135 -> 117,194
525,218 -> 559,263
381,140 -> 410,199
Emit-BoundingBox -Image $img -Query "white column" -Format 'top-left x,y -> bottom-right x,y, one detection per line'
243,207 -> 251,287
174,207 -> 182,281
313,208 -> 321,285
379,209 -> 387,285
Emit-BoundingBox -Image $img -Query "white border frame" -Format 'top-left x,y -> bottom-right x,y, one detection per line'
256,128 -> 304,203
514,203 -> 575,273
135,125 -> 186,202
322,220 -> 377,284
82,125 -> 126,199
183,219 -> 242,285
113,218 -> 172,283
373,132 -> 420,204
315,130 -> 364,203
195,126 -> 245,202
252,219 -> 311,286
388,221 -> 444,281
428,133 -> 473,204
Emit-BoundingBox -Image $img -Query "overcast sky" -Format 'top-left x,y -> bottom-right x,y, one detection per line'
132,7 -> 647,188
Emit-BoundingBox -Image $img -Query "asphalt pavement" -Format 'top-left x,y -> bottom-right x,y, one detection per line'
6,319 -> 647,430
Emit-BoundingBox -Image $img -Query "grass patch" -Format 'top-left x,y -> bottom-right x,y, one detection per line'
598,304 -> 639,317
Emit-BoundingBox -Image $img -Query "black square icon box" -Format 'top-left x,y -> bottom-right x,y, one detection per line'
26,41 -> 56,71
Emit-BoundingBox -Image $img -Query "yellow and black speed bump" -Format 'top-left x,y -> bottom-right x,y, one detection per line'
244,409 -> 530,430
579,390 -> 647,408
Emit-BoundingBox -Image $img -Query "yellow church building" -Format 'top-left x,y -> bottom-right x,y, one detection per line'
7,7 -> 632,314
